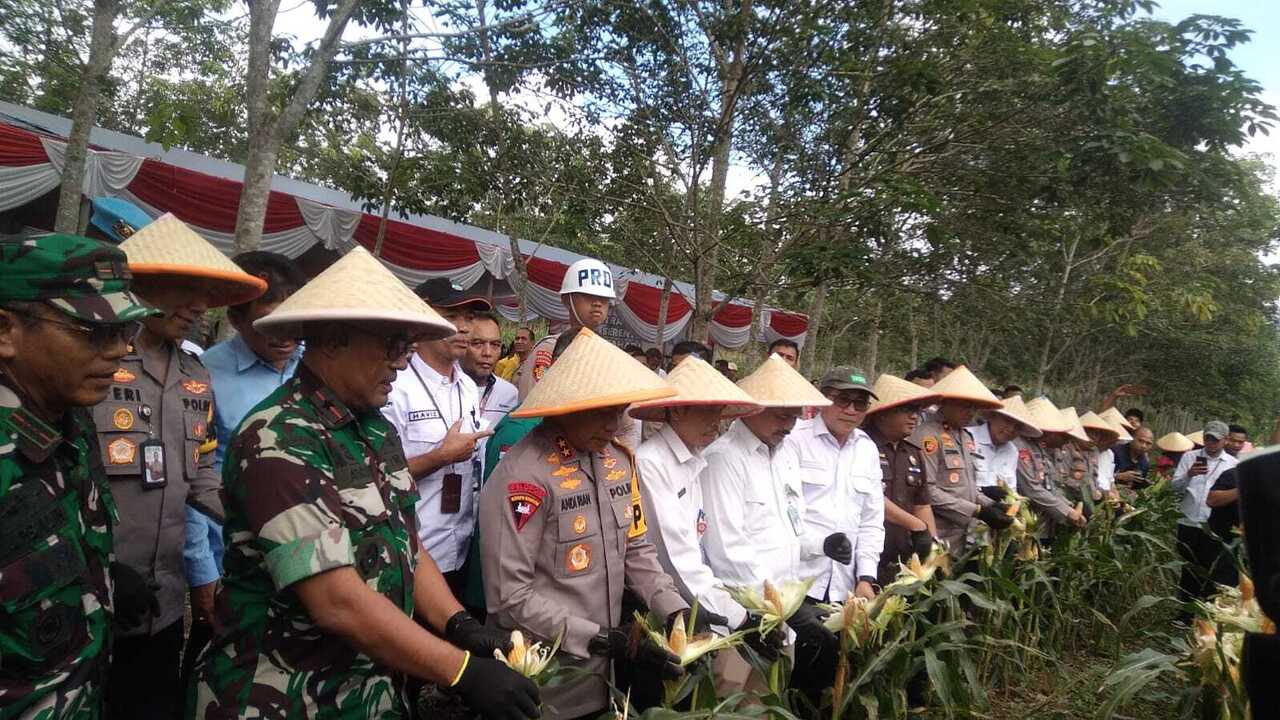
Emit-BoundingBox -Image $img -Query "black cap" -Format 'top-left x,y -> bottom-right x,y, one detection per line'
413,277 -> 493,311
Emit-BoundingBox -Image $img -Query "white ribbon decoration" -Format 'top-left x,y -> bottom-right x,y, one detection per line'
296,197 -> 361,251
0,162 -> 60,211
41,137 -> 143,199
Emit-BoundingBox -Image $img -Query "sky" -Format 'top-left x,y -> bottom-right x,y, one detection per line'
1145,0 -> 1279,180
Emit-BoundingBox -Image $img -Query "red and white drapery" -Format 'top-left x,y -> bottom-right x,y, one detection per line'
0,120 -> 808,347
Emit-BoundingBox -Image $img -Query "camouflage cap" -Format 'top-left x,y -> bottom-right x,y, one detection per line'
0,234 -> 160,323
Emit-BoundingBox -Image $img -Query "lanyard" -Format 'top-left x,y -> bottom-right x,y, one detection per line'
409,361 -> 463,433
479,374 -> 495,413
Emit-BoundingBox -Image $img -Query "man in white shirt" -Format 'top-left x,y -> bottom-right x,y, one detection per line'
462,312 -> 519,474
1172,420 -> 1239,614
969,395 -> 1042,490
699,355 -> 839,690
383,279 -> 495,597
788,367 -> 885,604
629,357 -> 783,687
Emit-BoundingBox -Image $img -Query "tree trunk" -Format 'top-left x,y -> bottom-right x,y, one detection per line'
1035,235 -> 1080,393
654,276 -> 673,350
374,0 -> 412,257
54,0 -> 121,234
865,296 -> 882,377
234,0 -> 360,253
801,278 -> 828,378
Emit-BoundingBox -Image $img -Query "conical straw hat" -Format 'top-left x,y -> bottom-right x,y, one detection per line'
512,328 -> 676,418
1079,411 -> 1119,441
735,354 -> 831,408
120,213 -> 266,306
1099,407 -> 1135,432
255,246 -> 456,339
1186,430 -> 1205,447
629,356 -> 761,421
1157,432 -> 1195,453
930,365 -> 1002,409
1103,415 -> 1133,443
866,374 -> 941,416
1058,407 -> 1091,443
991,395 -> 1042,437
1025,397 -> 1070,434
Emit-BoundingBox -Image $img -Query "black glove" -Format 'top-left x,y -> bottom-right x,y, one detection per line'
738,612 -> 785,661
823,532 -> 853,565
788,602 -> 838,655
976,503 -> 1014,530
909,529 -> 935,560
589,626 -> 683,680
110,562 -> 158,629
446,611 -> 512,657
452,654 -> 541,720
670,608 -> 728,637
979,486 -> 1008,502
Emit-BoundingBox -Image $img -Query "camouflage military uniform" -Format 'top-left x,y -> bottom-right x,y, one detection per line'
0,386 -> 116,719
0,234 -> 158,719
189,365 -> 419,719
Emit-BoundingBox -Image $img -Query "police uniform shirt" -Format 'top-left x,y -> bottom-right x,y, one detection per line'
1015,438 -> 1074,527
382,353 -> 483,573
911,418 -> 992,549
636,424 -> 747,628
784,416 -> 884,601
92,342 -> 223,637
700,420 -> 806,588
479,424 -> 686,719
968,423 -> 1018,488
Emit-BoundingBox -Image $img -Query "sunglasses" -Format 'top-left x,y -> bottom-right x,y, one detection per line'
7,305 -> 142,349
828,393 -> 870,410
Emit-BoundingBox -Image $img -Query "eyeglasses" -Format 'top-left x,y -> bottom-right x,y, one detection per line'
892,404 -> 925,416
5,305 -> 142,349
384,332 -> 422,361
828,393 -> 870,410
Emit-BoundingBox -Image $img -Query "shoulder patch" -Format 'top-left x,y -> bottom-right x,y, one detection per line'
508,482 -> 546,532
922,437 -> 938,455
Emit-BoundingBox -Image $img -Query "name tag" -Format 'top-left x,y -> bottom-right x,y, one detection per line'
408,409 -> 441,422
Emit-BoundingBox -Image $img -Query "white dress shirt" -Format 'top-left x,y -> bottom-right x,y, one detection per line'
1172,448 -> 1238,526
474,372 -> 519,475
637,425 -> 747,628
786,416 -> 885,600
382,354 -> 484,572
968,423 -> 1018,488
700,420 -> 808,588
1096,448 -> 1115,492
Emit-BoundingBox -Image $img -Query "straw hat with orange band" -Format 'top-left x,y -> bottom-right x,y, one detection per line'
120,213 -> 266,307
1079,410 -> 1123,445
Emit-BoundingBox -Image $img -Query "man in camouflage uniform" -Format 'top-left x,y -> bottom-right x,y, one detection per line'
0,234 -> 159,719
189,247 -> 539,720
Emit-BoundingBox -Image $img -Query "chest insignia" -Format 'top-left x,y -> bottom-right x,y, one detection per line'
181,379 -> 209,395
696,509 -> 708,537
545,452 -> 560,465
572,514 -> 588,534
107,437 -> 137,465
112,368 -> 136,383
552,465 -> 577,477
112,408 -> 135,430
947,471 -> 960,485
507,482 -> 546,532
606,469 -> 627,482
566,542 -> 591,572
602,456 -> 617,469
559,475 -> 582,490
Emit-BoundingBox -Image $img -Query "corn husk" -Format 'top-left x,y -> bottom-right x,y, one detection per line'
637,611 -> 744,667
493,628 -> 558,679
725,577 -> 815,631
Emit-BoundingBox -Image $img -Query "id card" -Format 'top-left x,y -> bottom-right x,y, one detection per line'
141,439 -> 167,489
441,472 -> 462,514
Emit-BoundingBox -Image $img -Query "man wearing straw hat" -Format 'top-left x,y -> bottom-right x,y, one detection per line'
699,355 -> 841,687
1055,408 -> 1098,512
0,234 -> 159,719
969,395 -> 1042,490
1081,410 -> 1128,502
93,213 -> 262,719
479,328 -> 690,720
864,374 -> 942,585
910,366 -> 1014,552
628,357 -> 784,691
1019,398 -> 1086,535
190,247 -> 539,720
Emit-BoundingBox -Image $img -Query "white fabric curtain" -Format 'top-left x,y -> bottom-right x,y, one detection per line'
296,197 -> 361,251
41,137 -> 143,199
0,163 -> 60,211
121,191 -> 319,258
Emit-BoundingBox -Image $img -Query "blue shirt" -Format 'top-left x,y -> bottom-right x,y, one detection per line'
183,334 -> 302,586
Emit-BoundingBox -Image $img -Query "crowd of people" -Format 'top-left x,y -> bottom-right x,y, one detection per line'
0,202 -> 1261,720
